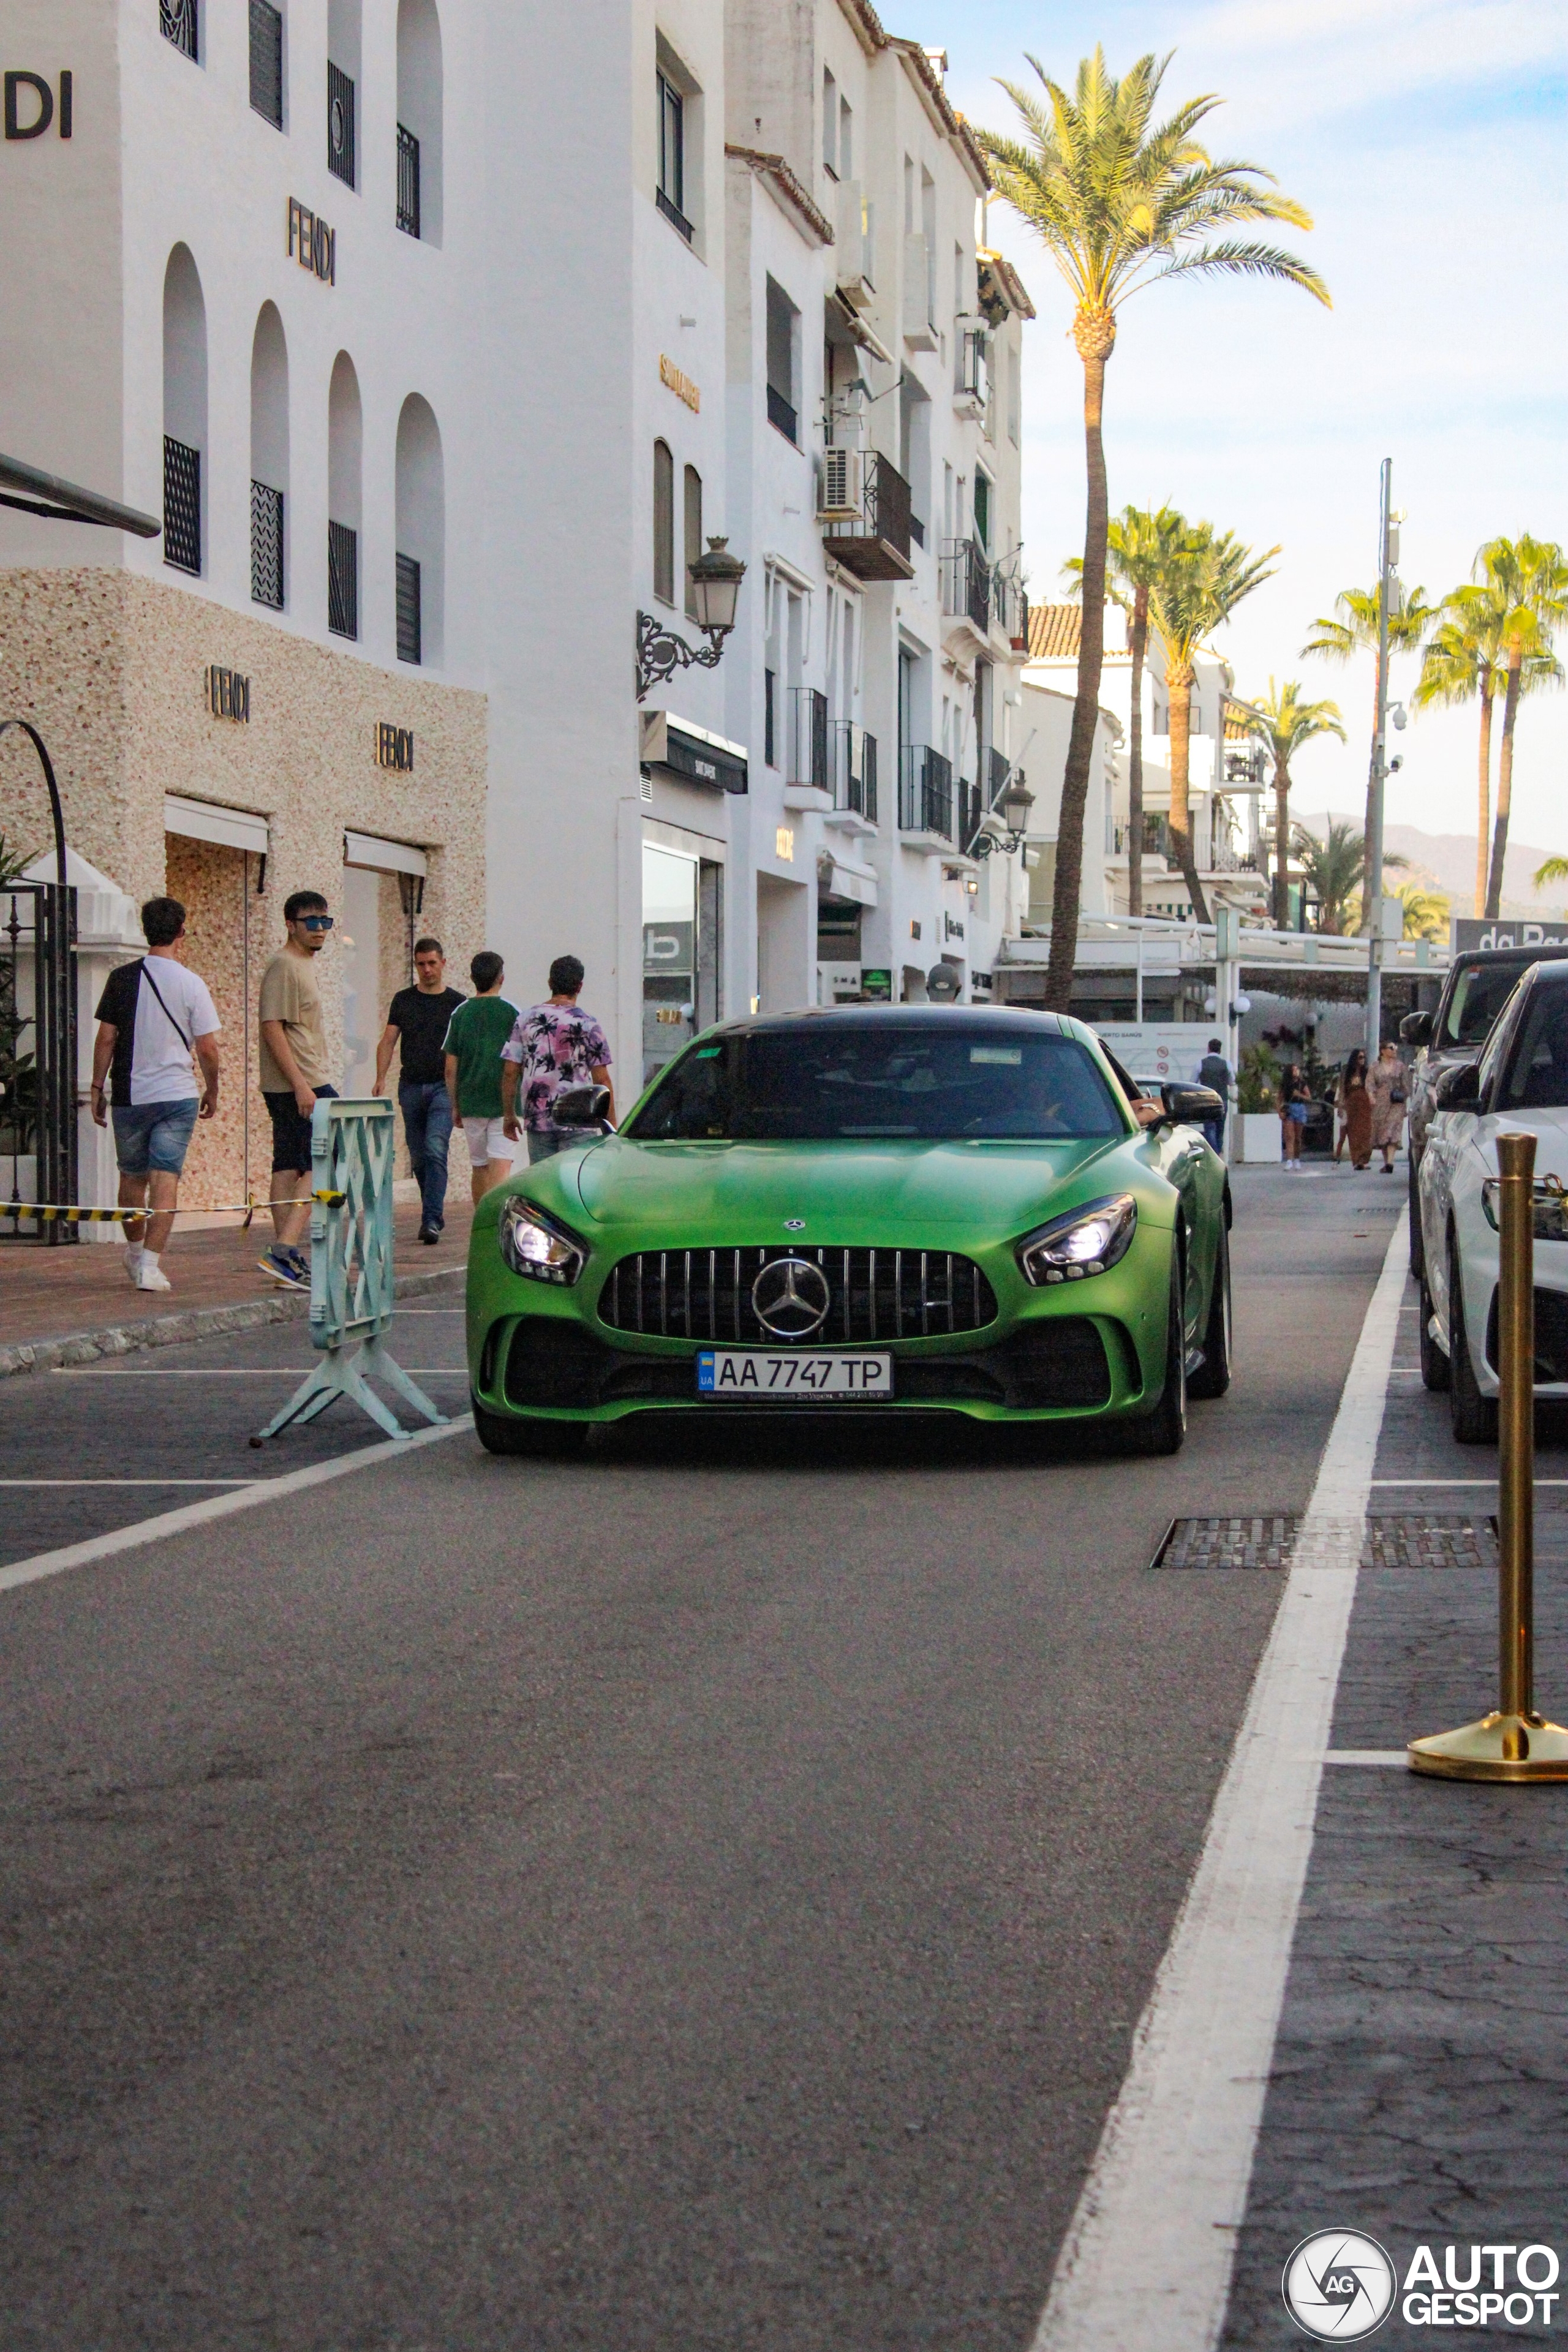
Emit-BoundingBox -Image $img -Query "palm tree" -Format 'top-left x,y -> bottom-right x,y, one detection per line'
1415,586 -> 1507,916
1063,504 -> 1189,917
978,49 -> 1328,1005
1146,526 -> 1278,922
1244,679 -> 1346,927
1291,819 -> 1363,935
1300,582 -> 1434,923
1396,881 -> 1450,941
1535,856 -> 1568,894
1472,535 -> 1568,918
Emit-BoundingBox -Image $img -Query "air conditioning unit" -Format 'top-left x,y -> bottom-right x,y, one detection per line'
818,447 -> 865,523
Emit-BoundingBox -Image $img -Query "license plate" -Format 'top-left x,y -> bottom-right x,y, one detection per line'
695,1349 -> 894,1400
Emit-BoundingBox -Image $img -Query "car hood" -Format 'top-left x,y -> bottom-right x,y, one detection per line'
558,1133 -> 1151,1245
1475,1110 -> 1568,1185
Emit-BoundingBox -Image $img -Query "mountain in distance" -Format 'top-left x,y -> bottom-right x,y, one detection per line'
1298,813 -> 1568,921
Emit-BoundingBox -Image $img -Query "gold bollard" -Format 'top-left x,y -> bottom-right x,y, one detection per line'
1411,1129 -> 1568,1779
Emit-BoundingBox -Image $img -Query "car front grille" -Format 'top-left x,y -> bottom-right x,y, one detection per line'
597,1246 -> 998,1344
1485,1284 -> 1568,1384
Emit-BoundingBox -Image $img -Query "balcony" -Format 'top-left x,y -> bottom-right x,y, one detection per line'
828,725 -> 878,832
821,451 -> 913,582
783,687 -> 829,806
941,537 -> 990,639
899,746 -> 953,852
991,571 -> 1028,650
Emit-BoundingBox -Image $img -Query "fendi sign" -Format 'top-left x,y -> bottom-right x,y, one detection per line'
375,723 -> 414,772
287,197 -> 336,284
206,666 -> 250,723
4,70 -> 71,140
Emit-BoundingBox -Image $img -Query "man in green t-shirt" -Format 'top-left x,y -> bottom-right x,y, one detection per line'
444,951 -> 520,1200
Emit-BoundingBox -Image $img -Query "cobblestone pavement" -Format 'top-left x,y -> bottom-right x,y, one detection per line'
1221,1278 -> 1568,2350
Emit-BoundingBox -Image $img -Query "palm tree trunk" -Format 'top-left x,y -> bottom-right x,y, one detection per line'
1127,588 -> 1147,918
1166,667 -> 1211,926
1272,763 -> 1291,929
1045,312 -> 1115,1012
1486,657 -> 1523,920
1475,677 -> 1494,918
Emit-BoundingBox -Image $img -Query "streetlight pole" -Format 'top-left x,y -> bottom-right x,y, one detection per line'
1366,458 -> 1395,1055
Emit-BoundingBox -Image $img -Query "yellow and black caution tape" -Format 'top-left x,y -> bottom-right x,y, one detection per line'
2,1189 -> 347,1228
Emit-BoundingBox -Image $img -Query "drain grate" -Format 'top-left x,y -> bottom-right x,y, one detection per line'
1150,1513 -> 1498,1573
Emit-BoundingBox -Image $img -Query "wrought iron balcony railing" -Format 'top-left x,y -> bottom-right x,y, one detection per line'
941,537 -> 990,634
791,687 -> 829,790
899,745 -> 953,840
834,725 -> 878,824
822,451 -> 913,582
163,437 -> 201,575
396,124 -> 420,236
251,481 -> 284,609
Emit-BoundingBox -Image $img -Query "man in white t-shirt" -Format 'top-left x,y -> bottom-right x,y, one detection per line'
91,895 -> 222,1292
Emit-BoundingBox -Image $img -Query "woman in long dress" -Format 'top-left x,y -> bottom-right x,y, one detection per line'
1336,1047 -> 1373,1169
1367,1041 -> 1407,1174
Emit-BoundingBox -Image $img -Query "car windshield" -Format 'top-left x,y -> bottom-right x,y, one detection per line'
625,1025 -> 1129,1142
1443,962 -> 1531,1047
1501,988 -> 1568,1111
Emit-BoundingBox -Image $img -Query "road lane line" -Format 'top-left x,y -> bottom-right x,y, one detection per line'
0,1419 -> 470,1596
1031,1213 -> 1409,2352
0,1479 -> 258,1488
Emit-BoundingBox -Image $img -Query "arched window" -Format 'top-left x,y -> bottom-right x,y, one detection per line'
326,0 -> 360,187
683,464 -> 702,619
327,351 -> 362,639
653,440 -> 674,605
162,244 -> 207,575
394,393 -> 444,666
396,0 -> 443,244
249,303 -> 288,609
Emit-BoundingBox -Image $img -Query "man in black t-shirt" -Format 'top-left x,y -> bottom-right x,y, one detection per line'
374,937 -> 466,1242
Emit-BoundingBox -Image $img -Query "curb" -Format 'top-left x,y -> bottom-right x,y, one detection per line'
0,1263 -> 465,1378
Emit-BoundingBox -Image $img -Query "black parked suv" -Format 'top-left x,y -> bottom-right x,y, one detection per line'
1401,942 -> 1568,1273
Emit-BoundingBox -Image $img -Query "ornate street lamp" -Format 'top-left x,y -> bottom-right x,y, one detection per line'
635,537 -> 747,702
972,772 -> 1035,858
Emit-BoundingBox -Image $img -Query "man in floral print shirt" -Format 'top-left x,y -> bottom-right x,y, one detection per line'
500,955 -> 616,1164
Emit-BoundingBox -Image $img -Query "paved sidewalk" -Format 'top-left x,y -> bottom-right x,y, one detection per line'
0,1192 -> 473,1372
1221,1268 -> 1568,2348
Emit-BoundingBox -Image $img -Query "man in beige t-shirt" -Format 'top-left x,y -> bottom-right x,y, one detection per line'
257,889 -> 335,1287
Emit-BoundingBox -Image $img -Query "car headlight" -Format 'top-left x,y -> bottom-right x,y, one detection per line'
497,1196 -> 587,1285
1017,1194 -> 1138,1286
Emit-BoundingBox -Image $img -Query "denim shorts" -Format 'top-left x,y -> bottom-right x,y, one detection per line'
113,1098 -> 200,1177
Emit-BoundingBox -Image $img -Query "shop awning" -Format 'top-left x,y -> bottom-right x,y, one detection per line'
344,831 -> 428,877
818,851 -> 878,909
164,794 -> 270,856
640,711 -> 748,794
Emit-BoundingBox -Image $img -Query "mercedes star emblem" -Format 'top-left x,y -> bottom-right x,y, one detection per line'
784,1218 -> 806,1231
751,1254 -> 831,1340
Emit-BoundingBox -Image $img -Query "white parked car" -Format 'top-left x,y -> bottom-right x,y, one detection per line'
1417,959 -> 1568,1441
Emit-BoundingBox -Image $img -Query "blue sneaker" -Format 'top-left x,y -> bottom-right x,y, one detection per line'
259,1247 -> 308,1289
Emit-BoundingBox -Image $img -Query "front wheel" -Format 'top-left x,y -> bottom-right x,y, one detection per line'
473,1399 -> 589,1458
1123,1253 -> 1188,1455
1188,1226 -> 1232,1399
1447,1250 -> 1497,1445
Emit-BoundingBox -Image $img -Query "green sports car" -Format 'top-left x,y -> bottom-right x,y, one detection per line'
465,1006 -> 1231,1455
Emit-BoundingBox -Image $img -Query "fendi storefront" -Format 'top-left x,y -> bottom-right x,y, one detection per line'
0,569 -> 486,1213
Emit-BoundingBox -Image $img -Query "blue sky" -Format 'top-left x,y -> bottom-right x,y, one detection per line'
899,0 -> 1567,859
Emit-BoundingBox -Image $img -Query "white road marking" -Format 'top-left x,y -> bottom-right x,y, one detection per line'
53,1366 -> 468,1376
1322,1750 -> 1408,1768
1031,1213 -> 1410,2352
0,1419 -> 471,1596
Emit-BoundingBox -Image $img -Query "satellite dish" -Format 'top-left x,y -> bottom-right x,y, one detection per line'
926,962 -> 962,1003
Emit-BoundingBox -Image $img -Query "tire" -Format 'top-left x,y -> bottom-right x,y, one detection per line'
473,1399 -> 589,1458
1188,1226 -> 1232,1399
1123,1251 -> 1188,1455
1408,1152 -> 1425,1278
1418,1270 -> 1450,1392
1447,1247 -> 1497,1445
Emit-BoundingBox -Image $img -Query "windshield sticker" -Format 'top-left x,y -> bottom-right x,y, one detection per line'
970,1046 -> 1023,1066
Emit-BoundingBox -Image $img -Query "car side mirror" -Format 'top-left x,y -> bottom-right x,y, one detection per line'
553,1082 -> 614,1131
1401,1010 -> 1434,1049
1433,1061 -> 1481,1113
1159,1083 -> 1224,1127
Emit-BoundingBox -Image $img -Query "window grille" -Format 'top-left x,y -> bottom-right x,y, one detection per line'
328,519 -> 358,639
328,61 -> 355,187
396,554 -> 422,665
160,0 -> 198,62
251,481 -> 284,609
249,0 -> 283,127
162,437 -> 201,574
396,124 -> 420,237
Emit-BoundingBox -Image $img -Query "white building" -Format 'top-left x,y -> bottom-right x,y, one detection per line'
0,0 -> 1036,1223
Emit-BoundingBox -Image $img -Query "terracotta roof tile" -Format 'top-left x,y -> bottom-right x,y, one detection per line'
1027,603 -> 1081,659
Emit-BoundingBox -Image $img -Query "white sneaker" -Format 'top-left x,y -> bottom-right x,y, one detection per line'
135,1264 -> 172,1292
124,1250 -> 145,1286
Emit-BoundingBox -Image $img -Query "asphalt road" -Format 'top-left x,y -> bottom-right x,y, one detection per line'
0,1166 -> 1396,2350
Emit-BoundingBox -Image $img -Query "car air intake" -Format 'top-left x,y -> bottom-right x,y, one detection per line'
597,1246 -> 998,1343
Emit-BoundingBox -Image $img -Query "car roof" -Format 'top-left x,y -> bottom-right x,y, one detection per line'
699,1004 -> 1074,1039
1439,942 -> 1568,1002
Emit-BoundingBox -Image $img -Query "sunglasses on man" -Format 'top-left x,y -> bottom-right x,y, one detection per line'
297,914 -> 334,932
